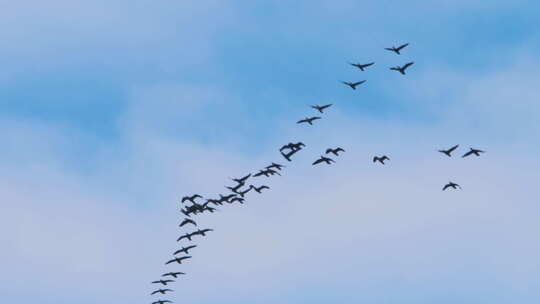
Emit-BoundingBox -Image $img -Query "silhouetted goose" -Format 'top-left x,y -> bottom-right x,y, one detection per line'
179,218 -> 197,228
205,198 -> 221,206
325,147 -> 345,156
151,289 -> 173,295
174,245 -> 197,255
442,182 -> 461,191
231,173 -> 251,185
349,62 -> 375,71
341,80 -> 366,90
279,143 -> 296,152
438,144 -> 459,157
152,300 -> 173,304
237,187 -> 252,198
177,233 -> 194,242
165,256 -> 192,265
266,162 -> 285,171
462,148 -> 485,158
385,43 -> 409,54
373,155 -> 390,164
312,156 -> 335,165
194,228 -> 213,236
390,62 -> 414,75
162,272 -> 185,278
281,150 -> 293,162
226,183 -> 243,193
218,194 -> 236,203
152,280 -> 174,286
311,104 -> 333,113
292,142 -> 305,150
181,194 -> 202,204
250,185 -> 270,193
230,197 -> 245,204
297,116 -> 322,125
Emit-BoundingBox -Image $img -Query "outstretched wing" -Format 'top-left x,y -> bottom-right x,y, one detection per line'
448,144 -> 459,153
462,150 -> 474,158
312,158 -> 323,165
396,43 -> 409,51
403,62 -> 414,70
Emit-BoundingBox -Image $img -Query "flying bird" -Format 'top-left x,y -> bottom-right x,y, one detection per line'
281,150 -> 294,162
162,272 -> 185,278
312,156 -> 335,165
311,104 -> 333,113
250,185 -> 270,193
438,144 -> 459,157
151,289 -> 173,295
177,233 -> 194,242
152,300 -> 173,304
194,228 -> 213,237
179,218 -> 197,228
226,183 -> 243,193
181,194 -> 202,204
231,173 -> 251,185
349,62 -> 375,71
297,116 -> 322,125
230,197 -> 245,204
442,182 -> 461,191
279,143 -> 296,152
174,245 -> 197,255
165,256 -> 192,265
385,43 -> 409,54
266,162 -> 285,171
341,80 -> 366,90
151,280 -> 174,286
373,156 -> 390,164
390,62 -> 414,75
325,147 -> 345,156
462,148 -> 485,158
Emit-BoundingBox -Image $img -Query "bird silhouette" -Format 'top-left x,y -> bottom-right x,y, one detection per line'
341,80 -> 366,90
266,162 -> 285,171
462,148 -> 485,158
311,104 -> 333,113
152,300 -> 173,304
162,272 -> 185,278
174,245 -> 197,255
226,183 -> 243,193
180,194 -> 202,204
230,197 -> 245,204
297,117 -> 322,125
177,232 -> 195,242
438,144 -> 459,157
325,147 -> 345,156
165,256 -> 192,265
373,156 -> 390,164
279,143 -> 296,152
193,228 -> 213,237
250,185 -> 270,193
312,156 -> 335,165
151,289 -> 173,295
179,218 -> 197,228
218,194 -> 236,203
231,173 -> 251,185
390,62 -> 414,75
443,182 -> 461,191
151,280 -> 174,286
385,43 -> 409,54
349,62 -> 375,71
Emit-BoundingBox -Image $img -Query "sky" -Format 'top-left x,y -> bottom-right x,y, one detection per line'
1,1 -> 540,303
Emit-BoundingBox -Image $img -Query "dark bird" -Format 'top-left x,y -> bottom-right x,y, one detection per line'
292,142 -> 305,150
279,143 -> 296,152
179,218 -> 197,228
325,147 -> 345,156
206,198 -> 221,206
151,280 -> 174,286
180,208 -> 191,218
152,300 -> 173,304
438,144 -> 459,157
174,245 -> 197,255
218,194 -> 236,203
297,116 -> 322,125
385,43 -> 409,54
226,183 -> 243,193
162,272 -> 185,278
151,289 -> 173,295
181,194 -> 202,204
390,62 -> 414,75
177,233 -> 194,242
373,155 -> 390,164
194,228 -> 213,237
349,62 -> 375,71
266,162 -> 285,171
231,173 -> 251,185
165,256 -> 192,265
462,148 -> 485,158
311,104 -> 333,113
341,80 -> 366,90
230,197 -> 245,204
202,206 -> 216,213
250,185 -> 270,193
442,182 -> 461,191
312,155 -> 335,165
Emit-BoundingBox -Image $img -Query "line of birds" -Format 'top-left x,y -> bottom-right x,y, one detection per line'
147,42 -> 485,303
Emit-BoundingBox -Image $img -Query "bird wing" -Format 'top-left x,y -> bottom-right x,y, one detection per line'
462,150 -> 473,158
325,148 -> 333,154
336,148 -> 345,152
448,144 -> 459,152
312,158 -> 323,165
403,62 -> 414,69
297,119 -> 307,124
397,43 -> 409,51
353,80 -> 366,86
384,47 -> 394,51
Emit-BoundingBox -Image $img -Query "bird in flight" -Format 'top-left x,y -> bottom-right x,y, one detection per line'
162,272 -> 185,278
177,232 -> 195,242
462,148 -> 485,158
231,173 -> 251,185
266,162 -> 285,171
341,80 -> 366,90
181,194 -> 202,204
230,197 -> 245,204
165,256 -> 192,265
179,218 -> 197,228
174,245 -> 197,255
390,62 -> 414,75
151,279 -> 175,286
193,228 -> 213,237
325,147 -> 345,156
281,150 -> 295,162
349,62 -> 375,71
385,43 -> 409,54
312,156 -> 335,165
438,144 -> 459,157
152,300 -> 173,304
151,289 -> 173,295
297,116 -> 322,125
311,104 -> 333,113
442,182 -> 461,191
250,185 -> 270,193
226,183 -> 243,194
373,156 -> 390,164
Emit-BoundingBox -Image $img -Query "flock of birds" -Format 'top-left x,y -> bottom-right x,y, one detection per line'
147,43 -> 485,303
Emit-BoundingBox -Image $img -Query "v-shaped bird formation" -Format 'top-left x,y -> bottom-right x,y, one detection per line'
148,42 -> 486,302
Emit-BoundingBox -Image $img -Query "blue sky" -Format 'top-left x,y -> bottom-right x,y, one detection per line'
2,1 -> 540,303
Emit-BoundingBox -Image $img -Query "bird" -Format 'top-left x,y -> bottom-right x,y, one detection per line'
312,156 -> 335,165
279,143 -> 296,152
438,144 -> 459,157
231,173 -> 251,185
297,116 -> 322,125
165,256 -> 192,265
151,289 -> 173,295
292,142 -> 305,150
281,150 -> 294,162
180,194 -> 202,204
162,272 -> 185,278
385,43 -> 409,54
311,104 -> 333,113
266,162 -> 285,171
325,147 -> 345,156
390,62 -> 414,75
341,80 -> 366,90
179,218 -> 197,228
151,280 -> 175,286
442,182 -> 461,191
152,300 -> 173,304
218,194 -> 236,203
177,233 -> 194,242
174,245 -> 197,255
180,208 -> 191,218
373,156 -> 390,164
250,185 -> 270,193
193,228 -> 213,237
462,148 -> 485,158
226,183 -> 243,193
349,62 -> 375,71
230,197 -> 245,204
